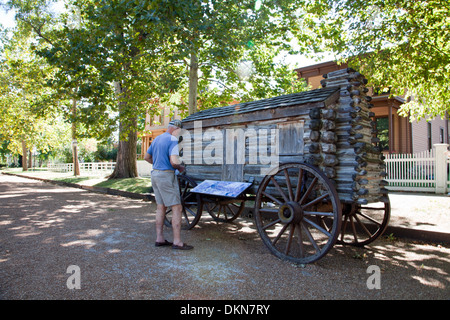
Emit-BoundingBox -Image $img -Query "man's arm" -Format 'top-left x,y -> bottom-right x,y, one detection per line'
144,152 -> 153,164
170,155 -> 185,173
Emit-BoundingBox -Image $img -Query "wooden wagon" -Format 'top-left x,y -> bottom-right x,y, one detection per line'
165,68 -> 390,264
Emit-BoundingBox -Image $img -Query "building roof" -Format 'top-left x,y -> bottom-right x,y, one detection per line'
182,87 -> 340,123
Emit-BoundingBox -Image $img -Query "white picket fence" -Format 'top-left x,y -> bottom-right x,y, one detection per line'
384,144 -> 449,194
48,162 -> 116,175
47,161 -> 152,177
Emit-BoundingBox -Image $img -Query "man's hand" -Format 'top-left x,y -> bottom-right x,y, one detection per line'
170,155 -> 185,173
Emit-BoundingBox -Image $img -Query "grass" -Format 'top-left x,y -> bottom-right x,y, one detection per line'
95,177 -> 151,194
2,168 -> 152,194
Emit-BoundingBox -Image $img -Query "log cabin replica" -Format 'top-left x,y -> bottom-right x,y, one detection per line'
172,68 -> 390,264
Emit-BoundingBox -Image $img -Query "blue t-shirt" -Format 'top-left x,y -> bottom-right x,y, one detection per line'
147,132 -> 179,171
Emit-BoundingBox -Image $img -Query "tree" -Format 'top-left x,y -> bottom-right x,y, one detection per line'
157,0 -> 312,114
7,0 -> 179,178
0,32 -> 64,170
302,0 -> 450,121
6,0 -> 86,175
55,0 -> 185,178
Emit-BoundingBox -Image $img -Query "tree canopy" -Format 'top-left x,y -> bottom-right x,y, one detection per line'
3,0 -> 448,176
302,0 -> 450,121
2,0 -> 314,176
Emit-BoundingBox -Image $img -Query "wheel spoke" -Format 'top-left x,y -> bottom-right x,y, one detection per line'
350,216 -> 358,243
302,193 -> 329,209
285,224 -> 295,255
217,205 -> 224,219
298,177 -> 318,205
302,223 -> 321,254
262,218 -> 281,230
185,206 -> 196,217
270,176 -> 289,203
303,217 -> 331,238
295,168 -> 304,202
354,214 -> 376,237
340,214 -> 349,242
283,169 -> 294,201
357,211 -> 383,226
222,205 -> 230,220
183,208 -> 190,223
230,203 -> 240,209
296,223 -> 304,258
262,191 -> 283,205
226,204 -> 235,215
272,223 -> 289,246
181,185 -> 188,198
206,203 -> 218,214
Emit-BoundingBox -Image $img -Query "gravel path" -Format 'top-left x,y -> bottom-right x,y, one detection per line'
0,174 -> 449,300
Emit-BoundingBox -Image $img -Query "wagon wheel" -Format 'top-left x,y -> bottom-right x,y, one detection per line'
164,175 -> 202,230
317,200 -> 390,246
254,163 -> 342,264
339,200 -> 390,246
204,198 -> 245,223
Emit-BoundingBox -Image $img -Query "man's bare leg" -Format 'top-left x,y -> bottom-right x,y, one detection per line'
171,204 -> 184,246
155,204 -> 167,243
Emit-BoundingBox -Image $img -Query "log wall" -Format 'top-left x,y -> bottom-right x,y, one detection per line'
320,68 -> 388,204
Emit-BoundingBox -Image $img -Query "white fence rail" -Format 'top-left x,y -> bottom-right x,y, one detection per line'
47,161 -> 152,177
48,162 -> 115,174
384,144 -> 449,194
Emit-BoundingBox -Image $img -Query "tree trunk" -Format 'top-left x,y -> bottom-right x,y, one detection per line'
28,150 -> 32,169
109,122 -> 138,179
72,97 -> 80,176
108,81 -> 138,179
21,140 -> 28,171
188,52 -> 199,115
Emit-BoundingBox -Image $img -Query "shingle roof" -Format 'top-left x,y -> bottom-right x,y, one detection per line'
182,87 -> 339,123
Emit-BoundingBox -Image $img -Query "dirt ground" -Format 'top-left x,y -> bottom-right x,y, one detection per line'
0,173 -> 449,300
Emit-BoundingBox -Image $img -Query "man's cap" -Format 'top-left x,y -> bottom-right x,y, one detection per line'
169,119 -> 183,128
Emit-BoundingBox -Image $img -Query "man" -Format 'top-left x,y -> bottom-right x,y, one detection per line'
144,119 -> 193,250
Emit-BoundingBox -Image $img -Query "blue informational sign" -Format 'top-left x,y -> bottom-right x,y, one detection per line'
191,180 -> 252,198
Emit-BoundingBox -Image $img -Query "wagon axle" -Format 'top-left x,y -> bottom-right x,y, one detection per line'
278,202 -> 304,224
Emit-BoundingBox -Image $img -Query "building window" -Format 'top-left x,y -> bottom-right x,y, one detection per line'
427,122 -> 432,150
376,117 -> 389,151
439,127 -> 444,143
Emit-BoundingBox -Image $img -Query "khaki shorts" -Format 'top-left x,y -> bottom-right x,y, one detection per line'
151,170 -> 181,207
